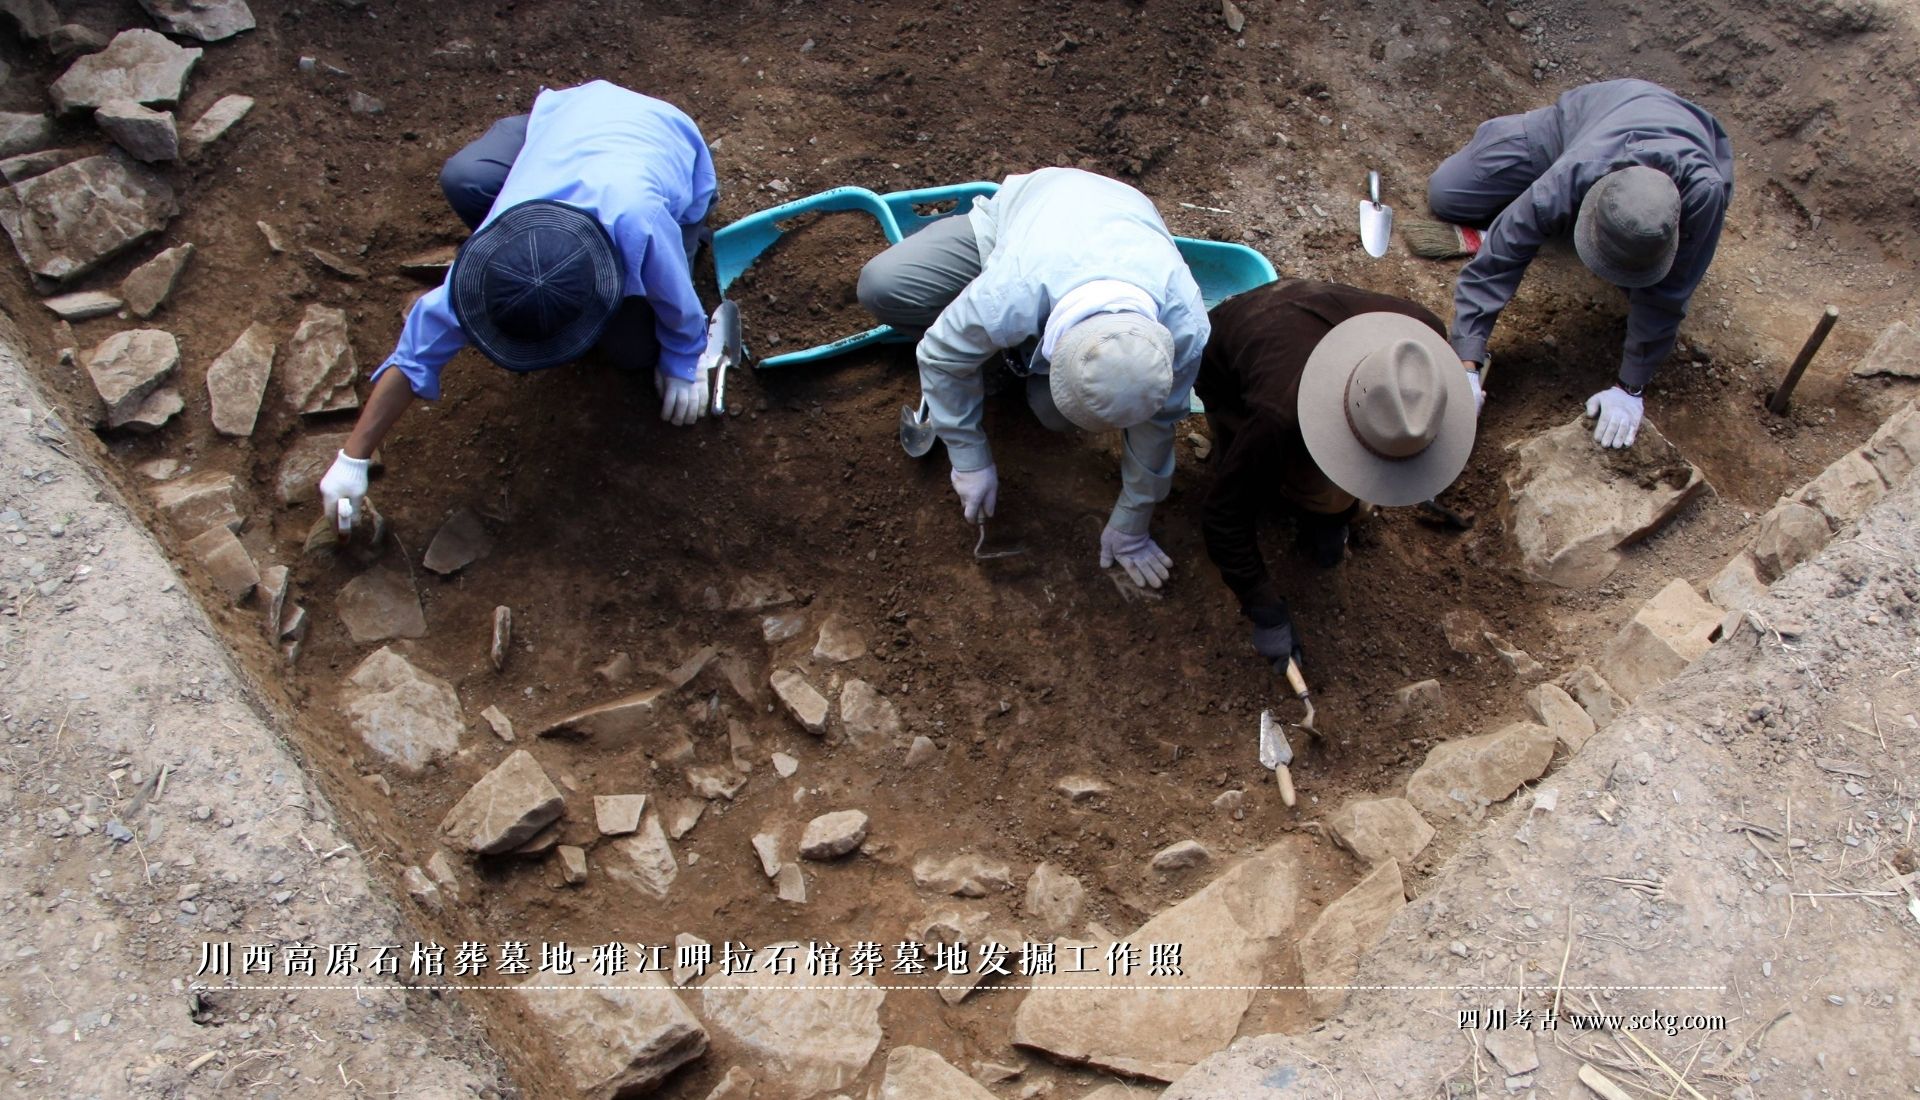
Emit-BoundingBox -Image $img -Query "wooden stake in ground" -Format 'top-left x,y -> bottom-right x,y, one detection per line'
1767,305 -> 1839,415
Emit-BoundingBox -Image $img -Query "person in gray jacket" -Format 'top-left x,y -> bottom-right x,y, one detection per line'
857,168 -> 1210,589
1428,79 -> 1734,449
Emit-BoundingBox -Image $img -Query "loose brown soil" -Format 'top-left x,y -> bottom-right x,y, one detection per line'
727,211 -> 893,353
4,0 -> 1919,1096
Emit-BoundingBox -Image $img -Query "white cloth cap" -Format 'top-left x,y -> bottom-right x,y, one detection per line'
1047,312 -> 1176,433
1041,279 -> 1159,361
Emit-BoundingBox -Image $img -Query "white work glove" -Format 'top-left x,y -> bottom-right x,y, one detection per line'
318,451 -> 371,535
656,361 -> 712,426
1100,525 -> 1173,589
950,464 -> 999,524
1465,367 -> 1485,417
1584,385 -> 1644,449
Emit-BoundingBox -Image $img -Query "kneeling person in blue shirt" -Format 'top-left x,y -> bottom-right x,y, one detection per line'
319,81 -> 720,531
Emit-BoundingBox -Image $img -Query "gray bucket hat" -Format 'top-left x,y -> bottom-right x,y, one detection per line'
1298,313 -> 1476,507
1574,166 -> 1681,289
1048,313 -> 1176,432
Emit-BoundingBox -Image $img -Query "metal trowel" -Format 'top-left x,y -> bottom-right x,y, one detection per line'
1257,657 -> 1317,807
899,397 -> 937,458
1359,170 -> 1393,259
705,299 -> 742,417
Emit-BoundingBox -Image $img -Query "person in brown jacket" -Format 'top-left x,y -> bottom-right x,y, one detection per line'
1195,279 -> 1477,667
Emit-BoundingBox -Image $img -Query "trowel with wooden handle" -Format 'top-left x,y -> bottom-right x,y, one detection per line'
1258,657 -> 1316,807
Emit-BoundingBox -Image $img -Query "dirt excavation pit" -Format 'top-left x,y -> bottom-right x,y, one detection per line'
5,0 -> 1920,1097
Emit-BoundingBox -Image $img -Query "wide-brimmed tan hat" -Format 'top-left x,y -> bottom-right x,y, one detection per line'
1298,313 -> 1476,507
1049,312 -> 1176,433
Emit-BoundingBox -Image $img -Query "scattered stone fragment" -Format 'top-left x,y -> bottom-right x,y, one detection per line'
557,844 -> 588,885
341,647 -> 463,775
204,322 -> 274,436
773,863 -> 807,902
255,219 -> 286,252
725,574 -> 794,610
422,507 -> 491,574
1559,665 -> 1627,727
1749,499 -> 1830,582
151,469 -> 240,536
480,704 -> 514,741
666,644 -> 719,689
281,304 -> 359,414
1484,1028 -> 1540,1076
308,246 -> 369,279
812,615 -> 867,662
770,751 -> 798,778
799,810 -> 869,860
1384,678 -> 1445,724
513,819 -> 561,855
83,328 -> 176,426
1012,843 -> 1301,1081
726,719 -> 756,772
1483,632 -> 1544,678
661,797 -> 705,839
1296,860 -> 1406,1017
838,678 -> 901,745
1024,861 -> 1086,935
673,933 -> 709,988
1213,789 -> 1245,819
750,832 -> 784,878
1055,775 -> 1110,802
1527,682 -> 1597,754
277,602 -> 308,643
593,651 -> 633,686
0,111 -> 51,157
42,290 -> 122,321
1151,839 -> 1212,871
913,852 -> 1013,897
516,969 -> 707,1100
347,90 -> 384,115
595,794 -> 646,837
182,93 -> 253,156
185,525 -> 257,602
1706,551 -> 1768,613
973,1061 -> 1022,1086
94,99 -> 177,162
439,749 -> 563,855
1793,449 -> 1887,528
398,245 -> 456,280
1598,578 -> 1720,701
260,563 -> 289,630
1501,417 -> 1705,586
605,815 -> 677,899
770,668 -> 829,733
881,1046 -> 999,1100
120,242 -> 194,317
699,945 -> 883,1093
138,0 -> 255,42
0,146 -> 84,183
426,850 -> 463,901
119,386 -> 183,432
49,30 -> 202,113
1440,607 -> 1491,656
1851,319 -> 1920,378
490,605 -> 511,671
687,765 -> 747,800
402,865 -> 441,910
1327,797 -> 1435,867
337,567 -> 426,643
1405,722 -> 1555,822
905,735 -> 938,767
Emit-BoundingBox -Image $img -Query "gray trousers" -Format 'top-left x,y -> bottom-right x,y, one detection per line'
856,216 -> 1072,432
1426,112 -> 1543,226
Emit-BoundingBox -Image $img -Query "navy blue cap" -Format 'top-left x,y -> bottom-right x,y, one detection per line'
450,200 -> 623,372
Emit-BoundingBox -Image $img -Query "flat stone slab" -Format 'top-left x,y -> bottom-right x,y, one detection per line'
185,524 -> 256,602
1296,860 -> 1406,1018
119,386 -> 183,433
1405,722 -> 1555,822
42,290 -> 122,320
337,567 -> 426,643
515,969 -> 707,1100
1599,578 -> 1720,702
121,241 -> 193,316
839,678 -> 901,745
1500,417 -> 1706,587
439,748 -> 563,854
95,98 -> 176,162
83,328 -> 176,427
913,852 -> 1013,897
50,29 -> 201,113
770,668 -> 829,733
206,322 -> 274,437
593,794 -> 645,836
1851,319 -> 1920,378
280,304 -> 359,415
799,810 -> 869,860
137,0 -> 255,42
604,815 -> 677,899
150,469 -> 240,536
341,646 -> 462,775
423,507 -> 491,575
699,944 -> 885,1095
0,154 -> 176,281
274,431 -> 353,504
539,689 -> 669,740
1327,797 -> 1434,867
1024,861 -> 1086,935
181,94 -> 252,156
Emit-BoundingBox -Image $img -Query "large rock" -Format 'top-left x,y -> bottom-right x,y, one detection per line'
341,646 -> 463,775
1527,682 -> 1597,754
1013,843 -> 1302,1082
1851,319 -> 1920,378
1862,401 -> 1920,485
838,678 -> 901,745
1405,722 -> 1555,822
440,749 -> 564,854
337,567 -> 427,643
770,669 -> 829,733
605,815 -> 677,899
515,969 -> 707,1100
1598,578 -> 1720,701
1793,449 -> 1887,528
799,810 -> 869,860
137,0 -> 255,42
121,241 -> 193,316
94,99 -> 177,162
281,304 -> 359,415
206,322 -> 275,437
83,328 -> 176,427
181,93 -> 252,156
1296,860 -> 1406,1017
1326,797 -> 1434,867
1500,417 -> 1705,587
151,469 -> 240,536
699,944 -> 884,1095
0,112 -> 51,157
423,508 -> 491,575
49,30 -> 201,113
0,154 -> 176,281
880,1047 -> 998,1100
1706,551 -> 1768,613
1749,498 -> 1831,581
1024,861 -> 1086,935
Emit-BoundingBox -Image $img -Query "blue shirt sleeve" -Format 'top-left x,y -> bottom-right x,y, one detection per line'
628,206 -> 707,381
370,284 -> 469,400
